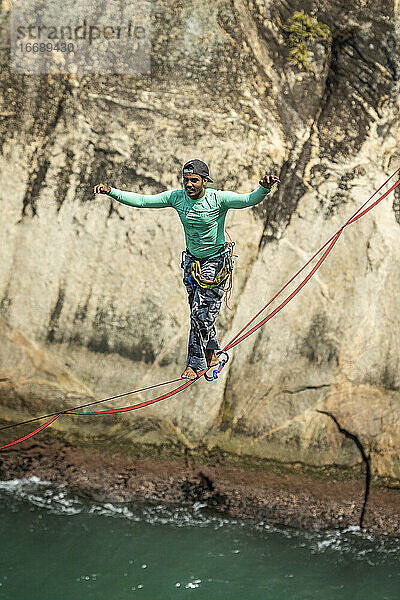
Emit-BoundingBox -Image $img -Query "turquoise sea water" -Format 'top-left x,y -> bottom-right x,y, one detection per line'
0,478 -> 398,600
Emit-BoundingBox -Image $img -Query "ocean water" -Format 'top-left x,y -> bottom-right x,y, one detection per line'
0,478 -> 398,600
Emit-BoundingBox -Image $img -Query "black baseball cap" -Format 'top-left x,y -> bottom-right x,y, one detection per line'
182,159 -> 213,182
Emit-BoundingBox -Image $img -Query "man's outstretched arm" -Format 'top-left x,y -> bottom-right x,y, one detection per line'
219,174 -> 280,209
93,183 -> 172,208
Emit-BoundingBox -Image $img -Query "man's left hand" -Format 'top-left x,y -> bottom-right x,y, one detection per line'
259,174 -> 280,188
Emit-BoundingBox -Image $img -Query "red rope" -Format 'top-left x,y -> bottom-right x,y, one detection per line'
224,174 -> 400,350
225,231 -> 342,350
224,170 -> 400,349
1,170 -> 399,448
0,415 -> 61,450
0,376 -> 184,433
72,375 -> 202,416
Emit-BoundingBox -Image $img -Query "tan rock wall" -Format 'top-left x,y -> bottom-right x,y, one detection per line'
0,1 -> 399,486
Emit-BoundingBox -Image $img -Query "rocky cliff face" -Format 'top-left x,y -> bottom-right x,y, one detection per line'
1,0 -> 400,494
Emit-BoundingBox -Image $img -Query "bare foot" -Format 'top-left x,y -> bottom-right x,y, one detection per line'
181,366 -> 199,380
205,349 -> 219,367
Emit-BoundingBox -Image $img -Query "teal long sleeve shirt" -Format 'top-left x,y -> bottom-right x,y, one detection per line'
109,185 -> 271,259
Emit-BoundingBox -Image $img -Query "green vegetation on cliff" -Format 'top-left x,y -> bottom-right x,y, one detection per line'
283,10 -> 331,70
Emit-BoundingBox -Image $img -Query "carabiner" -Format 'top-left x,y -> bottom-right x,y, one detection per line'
204,351 -> 230,382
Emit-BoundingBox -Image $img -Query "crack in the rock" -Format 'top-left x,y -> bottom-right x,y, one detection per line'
20,84 -> 71,219
317,410 -> 370,529
281,384 -> 330,395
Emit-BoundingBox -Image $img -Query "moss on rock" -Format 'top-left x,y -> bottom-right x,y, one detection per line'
283,10 -> 331,70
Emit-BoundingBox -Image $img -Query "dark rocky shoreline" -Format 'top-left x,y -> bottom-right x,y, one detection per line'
0,437 -> 398,536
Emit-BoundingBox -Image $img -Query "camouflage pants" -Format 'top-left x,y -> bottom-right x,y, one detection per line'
182,250 -> 226,370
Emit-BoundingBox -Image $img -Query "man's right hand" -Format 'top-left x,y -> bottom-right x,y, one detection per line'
93,183 -> 111,195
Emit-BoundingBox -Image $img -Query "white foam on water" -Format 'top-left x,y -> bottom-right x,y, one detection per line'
0,477 -> 237,529
0,477 -> 399,563
253,515 -> 400,563
0,476 -> 82,515
0,475 -> 48,490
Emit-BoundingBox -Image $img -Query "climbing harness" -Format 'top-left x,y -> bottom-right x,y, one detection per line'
1,168 -> 400,450
204,351 -> 230,382
189,241 -> 235,290
188,238 -> 236,309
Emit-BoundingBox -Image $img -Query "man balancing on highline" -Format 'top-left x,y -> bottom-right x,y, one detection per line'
93,160 -> 280,380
